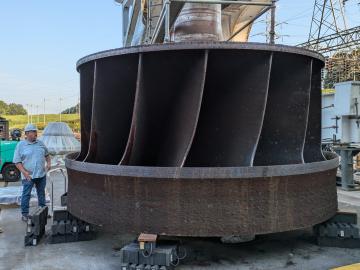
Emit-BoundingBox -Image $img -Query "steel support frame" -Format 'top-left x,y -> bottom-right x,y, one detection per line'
227,5 -> 271,41
299,26 -> 360,54
334,146 -> 360,191
150,0 -> 275,44
124,0 -> 142,46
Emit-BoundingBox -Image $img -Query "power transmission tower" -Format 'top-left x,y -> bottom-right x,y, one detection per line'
298,0 -> 360,87
299,0 -> 359,54
307,0 -> 347,51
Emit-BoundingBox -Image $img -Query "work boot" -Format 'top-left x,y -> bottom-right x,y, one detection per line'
21,215 -> 28,222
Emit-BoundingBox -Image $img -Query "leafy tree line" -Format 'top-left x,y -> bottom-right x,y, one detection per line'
0,100 -> 27,115
62,103 -> 79,114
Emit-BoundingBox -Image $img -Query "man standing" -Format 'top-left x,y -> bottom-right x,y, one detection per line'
13,124 -> 51,221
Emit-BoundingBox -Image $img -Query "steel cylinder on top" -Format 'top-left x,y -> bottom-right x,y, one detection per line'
174,3 -> 223,42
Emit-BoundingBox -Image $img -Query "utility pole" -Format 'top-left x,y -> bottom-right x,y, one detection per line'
269,0 -> 276,44
78,95 -> 80,117
30,104 -> 33,124
37,105 -> 40,123
265,0 -> 277,44
43,98 -> 46,125
59,98 -> 62,122
26,104 -> 30,124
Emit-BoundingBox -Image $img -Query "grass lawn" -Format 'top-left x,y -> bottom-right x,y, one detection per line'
2,114 -> 80,131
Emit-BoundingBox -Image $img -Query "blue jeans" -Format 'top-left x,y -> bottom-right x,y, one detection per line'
21,176 -> 46,215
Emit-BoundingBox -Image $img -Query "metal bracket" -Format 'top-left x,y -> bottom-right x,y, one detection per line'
47,167 -> 67,215
120,239 -> 182,269
334,146 -> 360,190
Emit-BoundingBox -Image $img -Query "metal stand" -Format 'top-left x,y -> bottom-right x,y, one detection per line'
47,167 -> 68,215
120,234 -> 184,269
334,146 -> 360,190
46,168 -> 96,244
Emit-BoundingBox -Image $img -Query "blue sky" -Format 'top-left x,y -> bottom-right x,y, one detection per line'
0,0 -> 359,113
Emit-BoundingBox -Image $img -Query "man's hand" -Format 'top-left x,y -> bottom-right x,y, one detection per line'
23,171 -> 32,181
15,163 -> 32,181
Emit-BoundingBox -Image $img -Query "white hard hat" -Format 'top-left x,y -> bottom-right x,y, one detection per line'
24,123 -> 38,132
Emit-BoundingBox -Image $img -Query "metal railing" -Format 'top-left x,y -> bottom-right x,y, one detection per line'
47,167 -> 67,214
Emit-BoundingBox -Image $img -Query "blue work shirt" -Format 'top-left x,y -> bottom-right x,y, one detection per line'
13,139 -> 49,179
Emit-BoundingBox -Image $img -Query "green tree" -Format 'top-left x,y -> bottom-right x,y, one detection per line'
0,100 -> 27,115
7,103 -> 27,115
0,100 -> 8,114
62,103 -> 79,114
